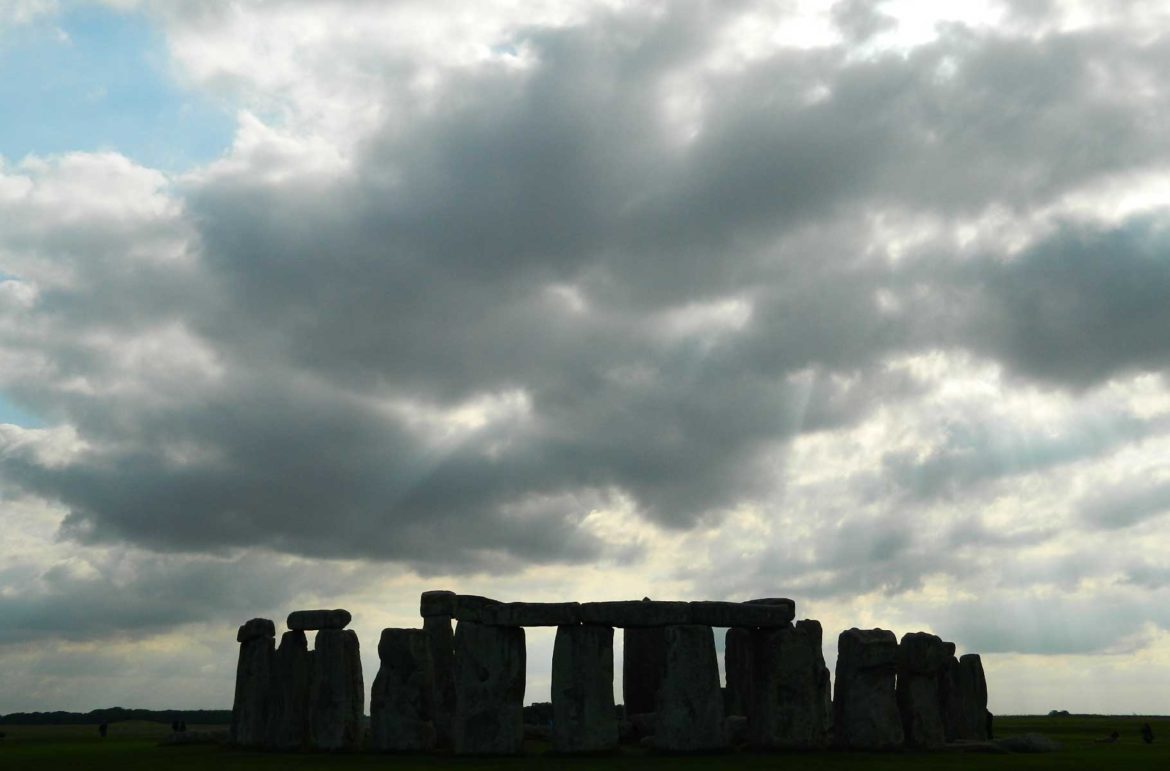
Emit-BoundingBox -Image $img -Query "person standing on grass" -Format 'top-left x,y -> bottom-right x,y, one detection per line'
1141,723 -> 1154,744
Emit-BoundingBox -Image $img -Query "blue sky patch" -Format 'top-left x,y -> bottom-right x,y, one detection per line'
0,4 -> 234,172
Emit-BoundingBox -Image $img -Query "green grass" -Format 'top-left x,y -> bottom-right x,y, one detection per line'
1,716 -> 1166,770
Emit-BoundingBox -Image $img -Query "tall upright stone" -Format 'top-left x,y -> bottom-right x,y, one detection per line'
622,626 -> 666,715
653,624 -> 726,751
896,632 -> 947,748
232,618 -> 275,747
938,642 -> 964,742
421,591 -> 457,748
371,628 -> 435,752
748,620 -> 831,749
551,624 -> 618,753
452,621 -> 526,755
308,628 -> 364,750
833,628 -> 903,750
266,629 -> 311,750
958,653 -> 989,740
724,627 -> 752,717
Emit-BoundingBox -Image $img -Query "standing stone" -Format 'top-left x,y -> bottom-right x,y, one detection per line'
370,628 -> 435,752
266,629 -> 311,750
623,626 -> 666,715
724,627 -> 752,717
958,653 -> 989,740
308,628 -> 364,750
896,632 -> 947,748
748,620 -> 831,749
423,615 -> 456,748
452,621 -> 526,755
653,624 -> 726,751
420,590 -> 456,618
232,618 -> 275,747
938,643 -> 964,742
833,628 -> 903,750
551,624 -> 618,753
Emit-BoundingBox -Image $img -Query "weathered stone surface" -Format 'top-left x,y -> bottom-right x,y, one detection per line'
480,602 -> 581,627
939,643 -> 964,743
370,628 -> 435,752
287,609 -> 351,631
896,632 -> 947,748
623,626 -> 666,714
551,624 -> 617,753
833,628 -> 903,750
237,617 -> 275,643
231,620 -> 275,747
453,594 -> 503,623
265,630 -> 311,750
724,627 -> 752,717
748,619 -> 831,749
579,600 -> 690,627
653,624 -> 726,751
452,621 -> 526,755
421,590 -> 456,618
424,615 -> 456,748
958,654 -> 989,741
308,628 -> 364,751
690,600 -> 795,628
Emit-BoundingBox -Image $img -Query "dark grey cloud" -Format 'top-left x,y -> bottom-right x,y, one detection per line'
3,2 -> 1170,591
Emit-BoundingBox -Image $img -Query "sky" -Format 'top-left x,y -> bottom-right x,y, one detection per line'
2,0 -> 1170,716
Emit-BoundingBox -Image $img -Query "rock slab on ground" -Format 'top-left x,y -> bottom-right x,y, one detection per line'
833,628 -> 904,750
653,624 -> 726,751
452,621 -> 526,755
308,628 -> 364,751
551,624 -> 618,753
370,628 -> 435,752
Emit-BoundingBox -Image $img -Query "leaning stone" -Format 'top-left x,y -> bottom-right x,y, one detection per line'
579,599 -> 690,627
724,627 -> 752,717
452,621 -> 526,755
424,615 -> 456,748
551,624 -> 617,753
231,619 -> 275,747
748,619 -> 831,749
689,600 -> 795,628
896,632 -> 947,748
833,628 -> 903,750
420,590 -> 456,618
265,629 -> 311,750
622,627 -> 666,714
287,609 -> 351,631
308,628 -> 364,750
370,628 -> 435,752
453,594 -> 503,624
938,643 -> 964,742
653,624 -> 726,751
237,617 -> 275,643
481,602 -> 581,627
959,654 -> 989,740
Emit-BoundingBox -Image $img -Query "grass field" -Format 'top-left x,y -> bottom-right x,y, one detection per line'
1,716 -> 1166,770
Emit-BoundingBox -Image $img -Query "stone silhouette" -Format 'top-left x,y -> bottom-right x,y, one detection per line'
420,590 -> 456,748
308,628 -> 364,750
724,627 -> 752,717
623,625 -> 667,716
653,624 -> 726,751
370,628 -> 435,751
896,632 -> 947,748
452,621 -> 526,755
551,624 -> 618,753
266,629 -> 311,750
958,653 -> 989,741
833,628 -> 903,750
748,620 -> 831,749
231,617 -> 275,747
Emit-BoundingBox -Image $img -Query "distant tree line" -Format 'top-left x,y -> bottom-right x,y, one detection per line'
0,707 -> 232,725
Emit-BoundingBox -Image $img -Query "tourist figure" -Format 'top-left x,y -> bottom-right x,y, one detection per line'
98,722 -> 108,739
1141,723 -> 1154,744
